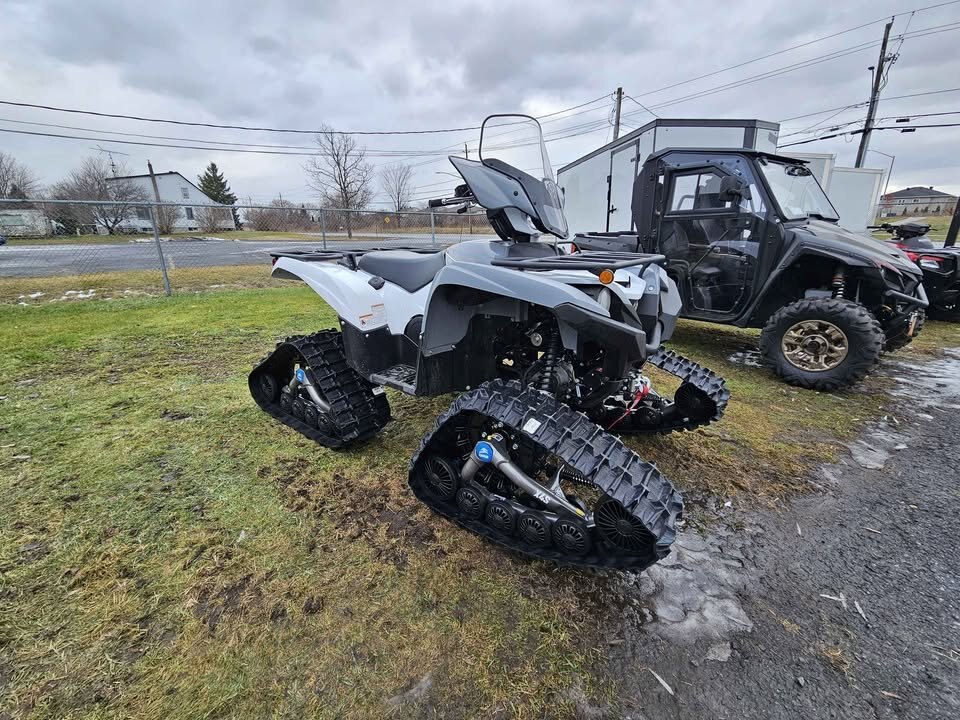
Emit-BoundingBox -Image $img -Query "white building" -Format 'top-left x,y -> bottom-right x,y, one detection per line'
106,171 -> 236,232
0,207 -> 53,237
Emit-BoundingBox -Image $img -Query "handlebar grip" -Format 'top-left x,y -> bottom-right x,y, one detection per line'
428,198 -> 444,208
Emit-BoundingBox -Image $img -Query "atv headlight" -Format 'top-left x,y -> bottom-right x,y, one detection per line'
919,257 -> 942,270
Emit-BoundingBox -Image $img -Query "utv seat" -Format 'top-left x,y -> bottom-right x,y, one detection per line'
357,251 -> 446,293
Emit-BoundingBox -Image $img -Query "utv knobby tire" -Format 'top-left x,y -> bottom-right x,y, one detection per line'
760,298 -> 883,391
883,309 -> 925,352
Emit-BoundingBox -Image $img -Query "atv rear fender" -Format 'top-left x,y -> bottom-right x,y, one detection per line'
272,256 -> 429,334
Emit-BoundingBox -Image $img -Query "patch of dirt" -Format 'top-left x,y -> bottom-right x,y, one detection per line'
160,409 -> 193,421
17,540 -> 49,564
192,573 -> 259,633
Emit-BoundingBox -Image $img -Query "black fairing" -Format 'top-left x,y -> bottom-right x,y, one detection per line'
786,220 -> 922,277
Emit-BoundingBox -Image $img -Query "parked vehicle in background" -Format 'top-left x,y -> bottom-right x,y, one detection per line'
572,148 -> 928,390
872,221 -> 960,321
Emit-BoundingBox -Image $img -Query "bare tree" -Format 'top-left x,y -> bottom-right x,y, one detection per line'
0,152 -> 40,200
49,157 -> 147,234
246,199 -> 314,232
154,204 -> 182,234
380,162 -> 414,214
194,206 -> 232,233
304,125 -> 374,237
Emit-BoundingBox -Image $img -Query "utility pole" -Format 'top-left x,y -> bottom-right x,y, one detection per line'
147,160 -> 172,296
612,86 -> 623,141
945,198 -> 960,248
464,142 -> 469,159
855,20 -> 894,168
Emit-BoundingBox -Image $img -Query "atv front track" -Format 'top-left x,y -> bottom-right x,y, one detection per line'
409,379 -> 683,571
249,330 -> 390,448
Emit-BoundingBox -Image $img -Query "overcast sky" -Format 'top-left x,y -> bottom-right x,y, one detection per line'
1,0 -> 958,206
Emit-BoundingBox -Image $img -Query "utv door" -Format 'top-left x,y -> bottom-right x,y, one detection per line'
607,142 -> 639,232
659,166 -> 759,321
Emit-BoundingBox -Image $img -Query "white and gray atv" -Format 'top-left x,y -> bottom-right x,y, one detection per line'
249,115 -> 729,571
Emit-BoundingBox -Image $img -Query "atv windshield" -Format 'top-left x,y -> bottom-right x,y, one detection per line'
759,159 -> 839,222
479,114 -> 567,237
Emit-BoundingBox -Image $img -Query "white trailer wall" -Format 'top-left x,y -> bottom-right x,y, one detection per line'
558,119 -> 779,236
558,152 -> 609,235
827,167 -> 885,233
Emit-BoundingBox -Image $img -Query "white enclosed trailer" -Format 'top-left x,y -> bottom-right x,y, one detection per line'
557,118 -> 884,236
557,119 -> 779,236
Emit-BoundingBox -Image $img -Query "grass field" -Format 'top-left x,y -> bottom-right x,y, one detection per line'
2,287 -> 958,718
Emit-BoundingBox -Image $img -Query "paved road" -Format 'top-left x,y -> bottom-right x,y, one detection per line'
580,350 -> 960,719
0,233 -> 496,278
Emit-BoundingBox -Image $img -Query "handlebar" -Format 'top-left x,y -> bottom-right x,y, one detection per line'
427,195 -> 474,208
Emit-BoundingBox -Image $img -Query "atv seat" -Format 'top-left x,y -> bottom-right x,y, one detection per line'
357,251 -> 445,293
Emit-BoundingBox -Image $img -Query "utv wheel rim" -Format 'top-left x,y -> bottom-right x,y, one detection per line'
781,320 -> 849,372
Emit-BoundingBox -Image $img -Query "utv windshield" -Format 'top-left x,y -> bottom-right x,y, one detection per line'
759,159 -> 839,222
479,114 -> 568,237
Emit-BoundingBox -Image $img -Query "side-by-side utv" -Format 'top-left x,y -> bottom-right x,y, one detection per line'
573,148 -> 928,390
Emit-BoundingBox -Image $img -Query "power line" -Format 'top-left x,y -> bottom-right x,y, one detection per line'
0,92 -> 613,137
628,0 -> 960,100
622,94 -> 659,119
781,110 -> 960,140
622,20 -> 960,118
779,122 -> 960,148
778,87 -> 960,123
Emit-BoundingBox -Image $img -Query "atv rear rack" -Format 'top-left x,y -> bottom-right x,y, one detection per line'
270,247 -> 442,270
491,250 -> 666,272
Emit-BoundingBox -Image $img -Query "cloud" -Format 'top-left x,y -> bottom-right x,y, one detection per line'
0,0 -> 957,202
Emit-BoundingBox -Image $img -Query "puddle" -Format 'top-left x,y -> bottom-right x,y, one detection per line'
618,528 -> 754,647
726,349 -> 763,368
888,349 -> 960,409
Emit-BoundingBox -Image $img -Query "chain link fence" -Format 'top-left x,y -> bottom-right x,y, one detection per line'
0,199 -> 494,304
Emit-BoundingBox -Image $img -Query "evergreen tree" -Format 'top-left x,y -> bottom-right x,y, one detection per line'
197,162 -> 240,228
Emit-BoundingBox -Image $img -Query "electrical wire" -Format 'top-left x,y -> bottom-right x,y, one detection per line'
0,93 -> 613,137
778,87 -> 960,122
622,20 -> 960,118
779,122 -> 960,147
628,0 -> 960,100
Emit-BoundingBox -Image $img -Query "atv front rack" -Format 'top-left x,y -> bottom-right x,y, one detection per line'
491,250 -> 666,272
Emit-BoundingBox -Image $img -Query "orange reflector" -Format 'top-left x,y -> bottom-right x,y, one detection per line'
598,268 -> 615,285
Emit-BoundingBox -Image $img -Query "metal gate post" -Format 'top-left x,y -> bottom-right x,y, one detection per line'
320,209 -> 328,250
430,211 -> 436,247
150,205 -> 172,296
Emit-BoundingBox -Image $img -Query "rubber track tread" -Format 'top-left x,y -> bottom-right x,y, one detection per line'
409,379 -> 683,571
249,330 -> 390,449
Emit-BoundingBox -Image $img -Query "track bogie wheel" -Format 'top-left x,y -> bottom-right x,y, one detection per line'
552,517 -> 592,555
517,511 -> 552,548
485,500 -> 516,536
595,498 -> 655,553
291,397 -> 306,419
258,373 -> 280,403
279,389 -> 293,412
456,486 -> 486,520
421,456 -> 459,501
303,403 -> 319,428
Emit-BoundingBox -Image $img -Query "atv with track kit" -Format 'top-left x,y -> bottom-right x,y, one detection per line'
249,115 -> 728,572
872,221 -> 960,321
572,148 -> 928,391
